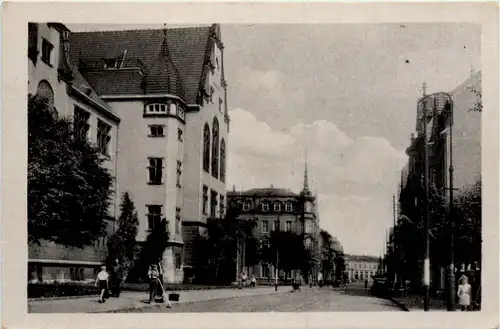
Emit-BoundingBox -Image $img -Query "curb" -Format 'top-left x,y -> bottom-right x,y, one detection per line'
388,297 -> 410,311
99,290 -> 291,313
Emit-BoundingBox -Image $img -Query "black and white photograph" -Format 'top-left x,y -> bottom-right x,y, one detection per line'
1,2 -> 498,328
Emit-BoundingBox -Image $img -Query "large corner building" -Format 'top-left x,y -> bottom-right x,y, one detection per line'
226,162 -> 321,283
28,23 -> 229,283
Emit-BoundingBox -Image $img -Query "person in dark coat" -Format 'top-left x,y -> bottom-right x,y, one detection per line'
111,258 -> 121,297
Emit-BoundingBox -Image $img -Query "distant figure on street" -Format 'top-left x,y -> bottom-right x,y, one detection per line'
458,275 -> 472,311
250,275 -> 257,287
241,272 -> 248,288
318,272 -> 323,287
365,279 -> 369,289
95,265 -> 109,303
148,263 -> 159,303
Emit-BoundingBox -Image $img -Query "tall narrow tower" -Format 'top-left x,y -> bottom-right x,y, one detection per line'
301,150 -> 318,283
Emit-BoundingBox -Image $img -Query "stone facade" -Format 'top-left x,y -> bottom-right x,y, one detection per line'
345,255 -> 379,282
27,23 -> 229,284
28,23 -> 120,282
226,163 -> 321,283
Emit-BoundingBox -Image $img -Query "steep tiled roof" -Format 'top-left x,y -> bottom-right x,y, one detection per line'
70,65 -> 116,115
69,26 -> 212,104
227,188 -> 299,197
143,33 -> 186,100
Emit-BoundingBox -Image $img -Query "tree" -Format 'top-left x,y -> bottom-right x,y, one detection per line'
142,218 -> 169,266
28,95 -> 113,248
260,230 -> 312,280
106,192 -> 140,283
194,206 -> 257,285
467,87 -> 482,112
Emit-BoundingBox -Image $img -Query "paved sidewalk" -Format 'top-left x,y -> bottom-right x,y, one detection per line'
28,287 -> 286,313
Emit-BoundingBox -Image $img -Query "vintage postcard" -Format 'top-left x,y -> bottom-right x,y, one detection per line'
1,2 -> 498,329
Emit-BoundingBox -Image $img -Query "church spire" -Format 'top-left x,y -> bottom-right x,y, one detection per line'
303,149 -> 310,192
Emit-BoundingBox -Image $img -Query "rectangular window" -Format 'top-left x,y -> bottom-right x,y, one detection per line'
262,221 -> 269,233
41,38 -> 53,66
177,128 -> 183,142
242,202 -> 250,211
97,119 -> 111,156
147,205 -> 162,231
202,185 -> 208,215
148,125 -> 165,137
286,221 -> 292,232
176,161 -> 182,188
74,106 -> 90,140
261,203 -> 269,212
146,103 -> 167,115
285,202 -> 293,212
219,98 -> 223,113
273,220 -> 280,231
219,195 -> 225,218
273,202 -> 281,212
148,158 -> 163,185
175,207 -> 181,234
210,190 -> 218,218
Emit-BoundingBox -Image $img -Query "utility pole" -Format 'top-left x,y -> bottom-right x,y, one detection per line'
446,99 -> 456,311
422,85 -> 430,312
393,195 -> 397,287
275,247 -> 279,291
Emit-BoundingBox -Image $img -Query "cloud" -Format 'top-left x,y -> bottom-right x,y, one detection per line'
227,108 -> 407,256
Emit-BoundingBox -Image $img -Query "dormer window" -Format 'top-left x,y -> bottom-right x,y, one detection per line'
273,202 -> 281,212
242,202 -> 250,211
41,39 -> 53,66
285,202 -> 293,212
62,30 -> 70,41
146,103 -> 168,115
261,202 -> 269,212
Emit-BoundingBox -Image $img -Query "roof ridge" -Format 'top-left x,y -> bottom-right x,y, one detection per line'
71,25 -> 212,35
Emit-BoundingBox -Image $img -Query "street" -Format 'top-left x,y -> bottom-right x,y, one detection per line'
116,285 -> 403,313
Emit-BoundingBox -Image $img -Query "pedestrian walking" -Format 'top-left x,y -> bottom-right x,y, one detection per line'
111,258 -> 121,298
95,265 -> 109,303
318,272 -> 323,287
156,261 -> 165,303
457,275 -> 472,311
148,263 -> 159,304
241,272 -> 247,288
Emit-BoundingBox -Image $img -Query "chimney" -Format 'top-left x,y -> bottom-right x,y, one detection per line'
270,184 -> 274,188
62,30 -> 71,61
232,185 -> 236,192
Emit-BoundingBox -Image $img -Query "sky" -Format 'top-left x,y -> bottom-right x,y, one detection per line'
69,23 -> 481,256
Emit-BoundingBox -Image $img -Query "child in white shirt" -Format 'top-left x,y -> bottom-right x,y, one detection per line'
95,265 -> 109,303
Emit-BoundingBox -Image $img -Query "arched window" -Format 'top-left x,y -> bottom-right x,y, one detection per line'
220,138 -> 226,182
36,80 -> 54,106
211,117 -> 219,178
203,123 -> 210,172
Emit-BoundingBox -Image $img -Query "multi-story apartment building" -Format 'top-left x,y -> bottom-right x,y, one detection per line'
400,71 -> 481,290
226,163 -> 321,282
27,23 -> 229,284
344,255 -> 379,281
28,23 -> 120,282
